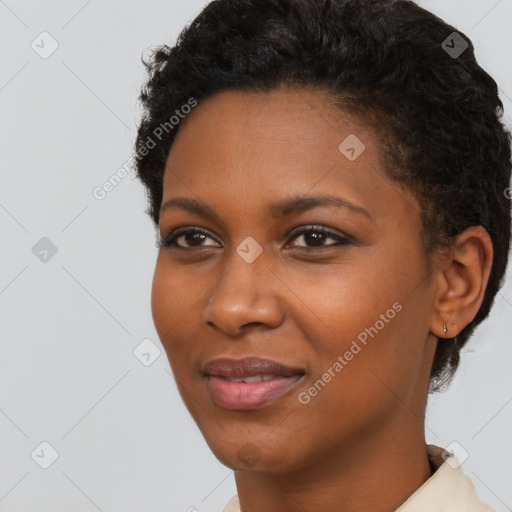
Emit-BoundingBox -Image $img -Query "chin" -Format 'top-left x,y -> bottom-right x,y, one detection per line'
202,432 -> 303,474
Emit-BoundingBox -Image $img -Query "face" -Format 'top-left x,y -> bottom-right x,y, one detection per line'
151,86 -> 439,473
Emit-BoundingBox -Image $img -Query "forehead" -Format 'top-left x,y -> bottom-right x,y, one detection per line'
161,87 -> 418,229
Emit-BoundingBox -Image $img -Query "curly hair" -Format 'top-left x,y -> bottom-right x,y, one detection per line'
133,0 -> 512,393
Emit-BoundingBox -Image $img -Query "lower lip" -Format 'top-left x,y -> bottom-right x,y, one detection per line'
206,375 -> 304,410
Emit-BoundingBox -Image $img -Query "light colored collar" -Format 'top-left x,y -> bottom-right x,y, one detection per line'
221,445 -> 495,512
395,444 -> 495,511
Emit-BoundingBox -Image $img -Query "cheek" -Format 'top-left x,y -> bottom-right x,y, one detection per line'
150,260 -> 196,358
150,258 -> 220,383
151,257 -> 202,331
150,262 -> 173,335
287,248 -> 428,392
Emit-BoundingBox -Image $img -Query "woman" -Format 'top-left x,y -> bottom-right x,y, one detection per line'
134,0 -> 511,510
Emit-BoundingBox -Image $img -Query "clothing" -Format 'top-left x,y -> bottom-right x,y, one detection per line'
221,445 -> 496,511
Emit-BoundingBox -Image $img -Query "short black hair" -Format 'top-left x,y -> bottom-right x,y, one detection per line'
134,0 -> 512,392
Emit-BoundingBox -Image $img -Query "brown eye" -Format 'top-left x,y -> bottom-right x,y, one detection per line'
159,228 -> 221,249
286,226 -> 351,249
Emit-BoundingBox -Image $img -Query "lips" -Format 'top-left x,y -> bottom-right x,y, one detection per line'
202,356 -> 305,380
202,356 -> 306,410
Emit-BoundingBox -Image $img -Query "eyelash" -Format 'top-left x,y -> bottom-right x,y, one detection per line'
158,225 -> 352,250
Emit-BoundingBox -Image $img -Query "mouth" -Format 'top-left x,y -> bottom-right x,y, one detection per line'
202,356 -> 306,410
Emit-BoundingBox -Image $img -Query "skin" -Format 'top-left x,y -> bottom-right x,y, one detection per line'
151,85 -> 493,512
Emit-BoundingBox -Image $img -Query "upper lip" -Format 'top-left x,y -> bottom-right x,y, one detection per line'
203,357 -> 305,379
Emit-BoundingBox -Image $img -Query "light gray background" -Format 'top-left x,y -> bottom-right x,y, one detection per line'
0,1 -> 511,511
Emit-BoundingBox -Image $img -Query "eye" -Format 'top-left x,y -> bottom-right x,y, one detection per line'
159,225 -> 352,250
159,227 -> 221,249
285,225 -> 351,249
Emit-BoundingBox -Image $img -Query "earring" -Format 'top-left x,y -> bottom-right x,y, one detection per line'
443,323 -> 448,335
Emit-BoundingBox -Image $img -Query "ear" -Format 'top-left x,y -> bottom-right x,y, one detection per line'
429,226 -> 493,338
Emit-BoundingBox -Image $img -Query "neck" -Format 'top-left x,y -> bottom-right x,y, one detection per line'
233,426 -> 432,512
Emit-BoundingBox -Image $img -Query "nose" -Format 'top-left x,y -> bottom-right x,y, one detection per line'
201,251 -> 285,336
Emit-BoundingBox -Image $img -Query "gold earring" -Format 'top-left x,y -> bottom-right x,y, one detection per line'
443,323 -> 448,335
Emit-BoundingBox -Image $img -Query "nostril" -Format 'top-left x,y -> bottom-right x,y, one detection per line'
241,321 -> 265,329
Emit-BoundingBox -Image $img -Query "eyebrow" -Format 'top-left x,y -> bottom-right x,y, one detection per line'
160,194 -> 372,221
